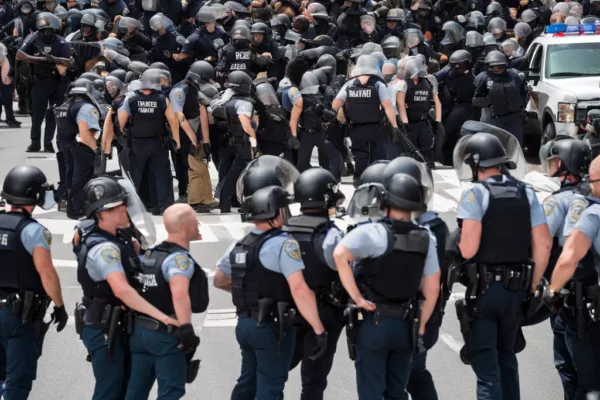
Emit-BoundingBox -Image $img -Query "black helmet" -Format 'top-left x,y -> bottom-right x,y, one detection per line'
150,61 -> 169,71
385,173 -> 426,211
242,167 -> 281,199
69,78 -> 94,96
36,12 -> 60,31
294,168 -> 344,210
449,49 -> 472,64
546,137 -> 592,178
359,160 -> 390,185
520,9 -> 537,24
54,5 -> 68,21
83,176 -> 128,218
386,8 -> 405,22
251,22 -> 269,35
196,10 -> 216,24
187,60 -> 215,85
109,68 -> 127,82
1,165 -> 50,206
227,71 -> 253,95
313,35 -> 334,47
273,13 -> 290,28
382,157 -> 433,205
231,25 -> 251,41
462,132 -> 512,170
80,13 -> 95,27
485,50 -> 506,66
139,69 -> 162,90
245,186 -> 289,221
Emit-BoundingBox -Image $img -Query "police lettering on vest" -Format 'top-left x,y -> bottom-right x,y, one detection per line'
406,78 -> 432,122
55,100 -> 90,141
345,78 -> 381,125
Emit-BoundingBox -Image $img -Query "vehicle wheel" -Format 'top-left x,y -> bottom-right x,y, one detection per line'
525,134 -> 541,156
543,121 -> 556,144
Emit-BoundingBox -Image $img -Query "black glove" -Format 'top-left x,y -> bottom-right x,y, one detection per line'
542,288 -> 567,314
286,135 -> 301,150
415,334 -> 426,355
51,305 -> 69,332
44,53 -> 56,64
435,121 -> 445,137
176,323 -> 201,353
391,127 -> 402,144
203,143 -> 212,162
104,152 -> 112,160
308,331 -> 328,361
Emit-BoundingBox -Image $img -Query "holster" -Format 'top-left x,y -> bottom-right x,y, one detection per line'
575,281 -> 586,342
256,298 -> 276,328
500,262 -> 533,292
464,263 -> 479,314
411,315 -> 420,354
106,307 -> 122,361
344,304 -> 361,361
20,291 -> 49,324
587,286 -> 600,323
276,302 -> 297,353
74,302 -> 86,337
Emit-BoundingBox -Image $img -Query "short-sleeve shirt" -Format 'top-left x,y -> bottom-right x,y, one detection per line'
286,86 -> 302,107
572,203 -> 600,259
216,228 -> 305,278
86,242 -> 126,282
456,175 -> 546,228
232,99 -> 253,118
21,221 -> 52,255
336,221 -> 439,277
169,86 -> 187,113
76,103 -> 101,132
321,227 -> 344,270
160,251 -> 195,282
335,78 -> 390,102
542,188 -> 578,245
118,95 -> 133,115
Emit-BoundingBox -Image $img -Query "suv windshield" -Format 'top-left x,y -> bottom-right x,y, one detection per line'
546,43 -> 600,79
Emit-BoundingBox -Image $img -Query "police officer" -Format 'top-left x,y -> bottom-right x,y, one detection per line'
17,12 -> 70,153
118,69 -> 179,215
454,132 -> 551,399
148,13 -> 187,84
67,12 -> 97,41
466,31 -> 486,76
332,55 -> 399,186
305,2 -> 337,39
473,50 -> 528,146
174,10 -> 230,66
333,172 -> 441,399
75,176 -> 179,400
434,49 -> 475,165
0,165 -> 68,399
215,24 -> 254,79
286,168 -> 346,400
217,71 -> 256,214
397,57 -> 443,168
403,28 -> 443,72
54,78 -> 101,219
293,71 -> 341,180
336,0 -> 366,49
126,203 -> 208,399
213,185 -> 328,399
381,8 -> 406,40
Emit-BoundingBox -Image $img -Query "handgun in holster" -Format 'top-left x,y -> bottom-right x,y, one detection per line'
455,298 -> 472,341
411,315 -> 421,354
520,262 -> 534,291
11,293 -> 23,316
344,303 -> 361,361
107,307 -> 122,361
256,298 -> 276,328
21,291 -> 39,324
575,281 -> 586,342
276,302 -> 296,353
587,286 -> 600,323
100,304 -> 113,332
464,263 -> 479,313
74,303 -> 86,337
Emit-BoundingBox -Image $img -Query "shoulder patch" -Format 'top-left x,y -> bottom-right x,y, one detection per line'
90,107 -> 99,121
174,254 -> 191,270
100,247 -> 120,264
175,89 -> 185,103
543,197 -> 556,217
569,198 -> 586,223
42,228 -> 52,246
144,249 -> 152,259
288,87 -> 299,98
283,239 -> 301,261
465,191 -> 475,203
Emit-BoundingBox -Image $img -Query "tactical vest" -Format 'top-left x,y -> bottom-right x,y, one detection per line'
76,228 -> 140,317
406,78 -> 432,122
360,219 -> 429,304
226,97 -> 253,158
128,90 -> 168,138
471,178 -> 531,264
31,35 -> 62,76
230,229 -> 294,311
0,212 -> 45,294
139,242 -> 209,316
284,215 -> 338,290
172,81 -> 200,119
300,94 -> 322,131
446,70 -> 475,103
345,78 -> 381,124
422,214 -> 449,278
55,99 -> 89,141
224,46 -> 252,74
488,74 -> 523,117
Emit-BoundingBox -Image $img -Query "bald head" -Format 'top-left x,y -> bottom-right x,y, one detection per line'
590,155 -> 600,180
163,203 -> 196,233
382,63 -> 396,76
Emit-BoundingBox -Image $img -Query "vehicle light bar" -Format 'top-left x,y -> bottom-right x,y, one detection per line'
545,23 -> 599,35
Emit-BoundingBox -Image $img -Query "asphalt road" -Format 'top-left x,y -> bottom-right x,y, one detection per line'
0,114 -> 561,400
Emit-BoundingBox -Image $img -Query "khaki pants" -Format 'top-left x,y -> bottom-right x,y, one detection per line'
188,154 -> 215,205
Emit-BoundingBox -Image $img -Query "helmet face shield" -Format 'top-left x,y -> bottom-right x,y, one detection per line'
347,183 -> 387,222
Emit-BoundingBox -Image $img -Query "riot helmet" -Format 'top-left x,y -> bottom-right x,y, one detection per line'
442,21 -> 463,44
2,165 -> 55,209
404,57 -> 424,80
149,13 -> 173,33
83,176 -> 128,218
315,54 -> 336,82
387,8 -> 405,22
150,62 -> 171,85
381,35 -> 401,58
251,21 -> 269,34
116,16 -> 141,35
37,12 -> 60,42
307,2 -> 329,22
520,9 -> 537,24
187,60 -> 216,87
245,186 -> 290,222
80,13 -> 95,27
385,173 -> 426,211
466,11 -> 485,32
449,49 -> 472,73
544,137 -> 592,178
109,68 -> 127,82
485,50 -> 507,68
460,132 -> 515,181
236,155 -> 300,205
127,61 -> 149,80
241,167 -> 281,201
552,2 -> 569,15
294,168 -> 344,210
465,31 -> 484,49
227,71 -> 253,95
351,55 -> 383,78
299,71 -> 320,95
196,10 -> 216,25
139,69 -> 162,91
382,157 -> 434,205
224,1 -> 250,14
513,22 -> 532,41
501,38 -> 521,58
141,0 -> 158,12
404,28 -> 423,48
231,25 -> 251,49
54,5 -> 68,21
69,78 -> 94,97
18,0 -> 34,15
488,17 -> 506,38
485,1 -> 501,16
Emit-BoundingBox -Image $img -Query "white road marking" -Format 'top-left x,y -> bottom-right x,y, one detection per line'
440,333 -> 464,353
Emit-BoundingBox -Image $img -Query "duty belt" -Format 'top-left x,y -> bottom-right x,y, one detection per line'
237,308 -> 260,319
134,314 -> 177,334
0,288 -> 49,323
370,301 -> 414,324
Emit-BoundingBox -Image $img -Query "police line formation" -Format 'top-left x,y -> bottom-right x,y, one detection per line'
1,0 -> 600,398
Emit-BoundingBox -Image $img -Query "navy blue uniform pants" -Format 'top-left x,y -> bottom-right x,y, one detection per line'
82,326 -> 128,400
297,130 -> 342,181
406,120 -> 435,166
551,314 -> 577,400
30,77 -> 66,148
231,317 -> 296,400
441,103 -> 473,165
289,304 -> 345,400
219,152 -> 250,211
57,139 -> 74,202
0,307 -> 45,400
355,313 -> 413,400
125,326 -> 186,400
131,138 -> 174,212
69,143 -> 96,218
348,124 -> 387,182
467,283 -> 526,400
486,112 -> 524,147
407,316 -> 440,400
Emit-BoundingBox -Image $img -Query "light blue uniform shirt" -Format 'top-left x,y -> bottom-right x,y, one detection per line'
457,175 -> 546,228
216,229 -> 304,278
562,194 -> 599,239
542,188 -> 578,245
286,86 -> 302,107
336,221 -> 440,277
321,227 -> 344,270
335,78 -> 390,102
86,241 -> 127,282
117,94 -> 133,116
568,199 -> 600,272
169,86 -> 188,114
76,103 -> 101,132
21,222 -> 52,254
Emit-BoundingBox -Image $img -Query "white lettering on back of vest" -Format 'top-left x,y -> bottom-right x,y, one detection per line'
137,101 -> 158,114
348,89 -> 372,98
0,234 -> 8,246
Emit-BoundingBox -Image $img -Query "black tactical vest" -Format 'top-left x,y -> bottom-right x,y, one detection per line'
284,215 -> 339,290
300,94 -> 322,131
31,34 -> 63,76
172,81 -> 200,119
471,178 -> 531,264
128,90 -> 168,138
345,78 -> 381,124
224,46 -> 252,74
488,73 -> 523,117
230,229 -> 294,311
446,70 -> 475,103
55,99 -> 95,141
139,242 -> 209,316
422,214 -> 449,278
0,212 -> 45,293
406,78 -> 432,122
360,219 -> 429,304
226,97 -> 253,158
76,228 -> 141,315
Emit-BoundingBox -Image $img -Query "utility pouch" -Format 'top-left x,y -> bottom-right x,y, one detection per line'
11,293 -> 23,316
256,298 -> 275,328
502,269 -> 522,292
344,304 -> 362,361
74,303 -> 86,337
